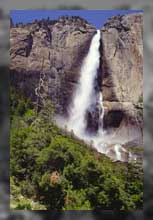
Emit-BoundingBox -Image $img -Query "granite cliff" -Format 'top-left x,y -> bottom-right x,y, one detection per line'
10,14 -> 143,160
10,16 -> 96,115
99,14 -> 143,158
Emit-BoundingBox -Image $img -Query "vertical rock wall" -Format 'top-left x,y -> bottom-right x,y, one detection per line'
10,17 -> 96,115
100,13 -> 143,148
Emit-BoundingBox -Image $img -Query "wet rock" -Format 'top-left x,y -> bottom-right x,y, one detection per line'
86,105 -> 100,134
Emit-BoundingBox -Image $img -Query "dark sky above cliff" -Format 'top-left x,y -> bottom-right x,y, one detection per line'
10,10 -> 142,29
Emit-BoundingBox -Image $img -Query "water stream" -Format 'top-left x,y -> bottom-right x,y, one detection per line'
67,30 -> 102,138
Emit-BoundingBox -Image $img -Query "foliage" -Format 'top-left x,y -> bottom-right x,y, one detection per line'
10,87 -> 143,210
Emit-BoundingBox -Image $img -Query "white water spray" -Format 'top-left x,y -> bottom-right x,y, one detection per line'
67,30 -> 101,138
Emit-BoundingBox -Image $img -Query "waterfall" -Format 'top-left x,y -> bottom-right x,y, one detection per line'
63,30 -> 132,162
67,30 -> 101,138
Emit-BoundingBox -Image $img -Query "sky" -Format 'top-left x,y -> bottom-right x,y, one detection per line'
10,10 -> 143,29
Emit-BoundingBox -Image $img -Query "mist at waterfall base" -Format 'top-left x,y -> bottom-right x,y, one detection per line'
56,30 -> 134,162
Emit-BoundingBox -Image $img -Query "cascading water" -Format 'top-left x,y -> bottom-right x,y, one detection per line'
63,30 -> 132,162
67,30 -> 102,138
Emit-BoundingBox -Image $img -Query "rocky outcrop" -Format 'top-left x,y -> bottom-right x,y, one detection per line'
100,13 -> 143,150
10,16 -> 96,115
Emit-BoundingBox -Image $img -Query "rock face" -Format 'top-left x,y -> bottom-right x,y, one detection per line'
100,13 -> 143,148
10,14 -> 143,158
10,16 -> 96,115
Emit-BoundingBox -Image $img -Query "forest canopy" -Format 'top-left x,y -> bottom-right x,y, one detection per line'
10,87 -> 143,210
